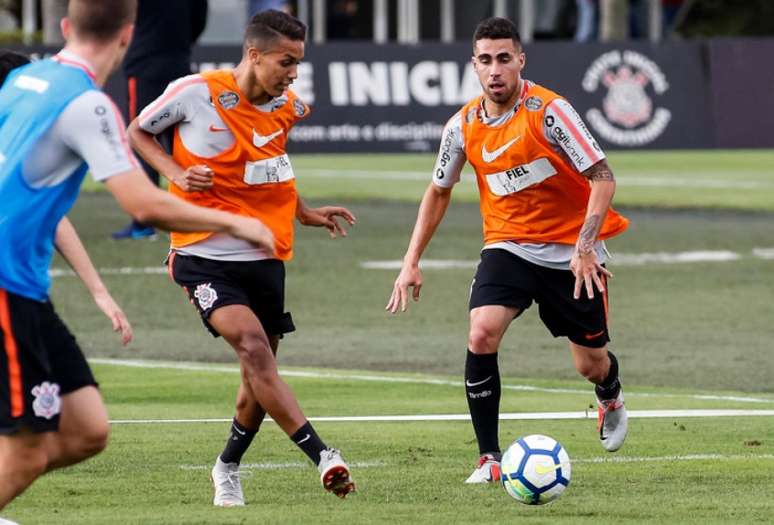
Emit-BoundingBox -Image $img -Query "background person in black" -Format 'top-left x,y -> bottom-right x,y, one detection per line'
112,0 -> 209,240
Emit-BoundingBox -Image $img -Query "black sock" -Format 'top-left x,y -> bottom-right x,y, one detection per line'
465,349 -> 501,457
291,421 -> 327,466
219,418 -> 258,464
595,351 -> 621,400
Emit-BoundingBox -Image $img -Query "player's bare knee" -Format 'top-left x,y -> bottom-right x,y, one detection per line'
575,361 -> 607,383
63,420 -> 109,462
233,329 -> 272,362
80,421 -> 110,458
468,325 -> 499,354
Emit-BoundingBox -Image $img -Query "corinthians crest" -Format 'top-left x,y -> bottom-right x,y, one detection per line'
582,50 -> 671,146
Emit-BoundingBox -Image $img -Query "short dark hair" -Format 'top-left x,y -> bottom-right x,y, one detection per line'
244,9 -> 307,51
473,17 -> 521,50
0,49 -> 30,86
68,0 -> 137,42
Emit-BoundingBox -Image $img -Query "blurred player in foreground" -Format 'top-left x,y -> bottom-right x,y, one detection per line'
0,49 -> 133,348
128,9 -> 356,506
387,17 -> 630,483
0,0 -> 273,512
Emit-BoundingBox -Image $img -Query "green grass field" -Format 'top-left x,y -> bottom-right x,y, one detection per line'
7,363 -> 774,524
5,151 -> 774,524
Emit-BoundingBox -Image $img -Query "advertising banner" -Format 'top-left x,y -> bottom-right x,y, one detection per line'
188,41 -> 713,152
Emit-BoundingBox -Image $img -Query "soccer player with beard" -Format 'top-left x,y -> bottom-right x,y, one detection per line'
127,10 -> 356,506
0,0 -> 276,513
387,17 -> 630,483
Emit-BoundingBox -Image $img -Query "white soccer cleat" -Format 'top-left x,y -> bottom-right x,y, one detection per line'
0,518 -> 20,525
597,390 -> 628,452
318,448 -> 355,498
211,457 -> 245,507
464,453 -> 502,484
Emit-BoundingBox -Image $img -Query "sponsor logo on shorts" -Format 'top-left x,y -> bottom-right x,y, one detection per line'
218,91 -> 240,110
194,283 -> 218,310
32,382 -> 61,420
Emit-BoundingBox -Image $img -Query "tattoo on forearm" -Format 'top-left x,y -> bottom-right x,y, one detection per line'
577,214 -> 601,255
583,160 -> 615,182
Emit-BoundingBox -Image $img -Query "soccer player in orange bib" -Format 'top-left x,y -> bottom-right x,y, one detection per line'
127,10 -> 356,505
387,17 -> 630,483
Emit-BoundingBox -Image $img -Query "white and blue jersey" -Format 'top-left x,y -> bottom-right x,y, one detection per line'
0,51 -> 137,301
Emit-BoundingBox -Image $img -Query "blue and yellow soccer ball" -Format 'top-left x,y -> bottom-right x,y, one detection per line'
500,434 -> 571,505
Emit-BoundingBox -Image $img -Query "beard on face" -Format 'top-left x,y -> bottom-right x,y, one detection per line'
485,83 -> 515,104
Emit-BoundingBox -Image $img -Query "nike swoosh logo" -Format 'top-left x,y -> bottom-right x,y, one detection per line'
253,128 -> 284,148
233,426 -> 246,436
584,329 -> 606,340
481,136 -> 521,163
297,433 -> 311,444
465,375 -> 492,388
534,462 -> 564,476
208,124 -> 230,133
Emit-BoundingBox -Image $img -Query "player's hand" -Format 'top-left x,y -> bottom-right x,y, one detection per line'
92,290 -> 133,346
229,216 -> 275,254
386,263 -> 423,314
298,206 -> 356,238
172,164 -> 214,192
570,250 -> 612,300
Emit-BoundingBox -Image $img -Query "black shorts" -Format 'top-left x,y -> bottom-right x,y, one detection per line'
169,253 -> 295,338
469,248 -> 610,348
0,289 -> 97,435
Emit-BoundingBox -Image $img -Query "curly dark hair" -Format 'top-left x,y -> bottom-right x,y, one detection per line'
473,17 -> 521,50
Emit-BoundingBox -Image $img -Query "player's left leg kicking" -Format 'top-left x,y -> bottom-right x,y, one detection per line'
169,255 -> 354,506
212,360 -> 354,506
207,305 -> 354,506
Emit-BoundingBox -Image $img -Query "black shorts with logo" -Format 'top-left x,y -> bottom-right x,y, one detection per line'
469,248 -> 610,348
0,289 -> 97,435
169,254 -> 296,338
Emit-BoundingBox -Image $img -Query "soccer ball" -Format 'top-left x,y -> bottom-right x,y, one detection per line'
500,434 -> 571,505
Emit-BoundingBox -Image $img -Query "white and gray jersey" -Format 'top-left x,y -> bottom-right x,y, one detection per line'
22,52 -> 138,188
432,84 -> 609,270
138,74 -> 293,261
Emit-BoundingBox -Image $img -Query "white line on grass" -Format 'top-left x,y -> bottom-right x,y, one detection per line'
91,358 -> 774,405
360,248 -> 774,270
109,409 -> 774,426
49,266 -> 167,278
569,453 -> 774,465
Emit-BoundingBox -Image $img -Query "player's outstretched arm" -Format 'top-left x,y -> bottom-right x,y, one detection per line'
295,196 -> 356,238
570,159 -> 617,300
386,183 -> 452,314
54,217 -> 133,345
103,169 -> 275,252
127,119 -> 214,192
